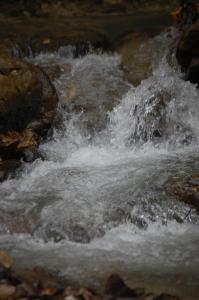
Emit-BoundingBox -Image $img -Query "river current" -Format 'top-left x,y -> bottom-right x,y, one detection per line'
0,28 -> 199,299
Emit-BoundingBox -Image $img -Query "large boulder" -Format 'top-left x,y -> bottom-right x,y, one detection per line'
0,56 -> 58,160
167,174 -> 199,211
185,57 -> 199,84
176,20 -> 199,85
114,32 -> 153,86
176,20 -> 199,69
0,159 -> 21,182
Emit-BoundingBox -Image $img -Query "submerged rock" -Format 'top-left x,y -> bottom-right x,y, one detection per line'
0,56 -> 58,161
56,53 -> 129,131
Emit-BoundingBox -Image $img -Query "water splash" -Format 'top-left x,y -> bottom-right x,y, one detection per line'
0,28 -> 199,298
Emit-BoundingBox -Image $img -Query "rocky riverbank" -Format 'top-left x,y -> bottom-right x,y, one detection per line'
0,251 -> 180,300
0,3 -> 199,299
0,1 -> 178,17
0,4 -> 173,181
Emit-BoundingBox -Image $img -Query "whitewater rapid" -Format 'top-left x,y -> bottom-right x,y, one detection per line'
0,27 -> 199,299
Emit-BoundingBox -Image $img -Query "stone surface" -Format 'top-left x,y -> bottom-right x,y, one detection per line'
105,274 -> 144,298
0,19 -> 110,58
154,295 -> 180,300
0,56 -> 58,160
186,58 -> 199,85
167,174 -> 199,211
115,32 -> 153,86
176,20 -> 199,69
0,283 -> 16,299
0,265 -> 183,300
0,1 -> 178,17
0,159 -> 21,182
176,20 -> 199,85
0,251 -> 13,269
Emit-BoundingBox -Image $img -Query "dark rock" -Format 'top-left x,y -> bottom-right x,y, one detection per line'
20,0 -> 42,16
131,215 -> 148,229
40,65 -> 64,82
0,283 -> 16,299
67,224 -> 91,244
0,159 -> 20,182
185,58 -> 199,85
36,63 -> 71,82
103,3 -> 127,13
154,294 -> 180,300
105,274 -> 144,298
0,129 -> 38,161
0,56 -> 58,160
176,19 -> 199,85
114,32 -> 152,86
176,20 -> 199,70
0,25 -> 109,59
166,174 -> 199,211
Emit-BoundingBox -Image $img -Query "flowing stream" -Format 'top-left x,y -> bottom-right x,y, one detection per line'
0,28 -> 199,299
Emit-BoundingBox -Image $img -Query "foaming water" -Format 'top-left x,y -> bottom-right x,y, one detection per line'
1,28 -> 199,299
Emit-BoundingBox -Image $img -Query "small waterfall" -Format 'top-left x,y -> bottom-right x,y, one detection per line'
0,27 -> 199,299
108,59 -> 199,149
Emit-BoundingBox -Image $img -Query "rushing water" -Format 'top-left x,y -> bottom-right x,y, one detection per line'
0,28 -> 199,299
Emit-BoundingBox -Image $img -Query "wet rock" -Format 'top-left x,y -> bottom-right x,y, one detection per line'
185,58 -> 199,85
40,65 -> 62,82
0,24 -> 109,58
115,32 -> 152,86
43,224 -> 66,243
0,129 -> 38,161
153,294 -> 180,300
0,210 -> 40,235
0,283 -> 16,299
103,208 -> 131,225
0,260 -> 182,300
67,224 -> 91,243
114,29 -> 173,86
0,56 -> 58,160
63,287 -> 101,300
0,0 -> 178,18
0,39 -> 15,58
105,274 -> 144,298
40,286 -> 58,296
0,159 -> 20,181
103,1 -> 127,14
14,282 -> 37,298
166,174 -> 199,211
176,20 -> 199,85
131,215 -> 148,229
0,251 -> 13,269
58,53 -> 129,132
176,20 -> 199,70
20,0 -> 42,17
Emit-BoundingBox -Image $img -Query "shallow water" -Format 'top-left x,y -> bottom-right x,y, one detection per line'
0,28 -> 199,299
